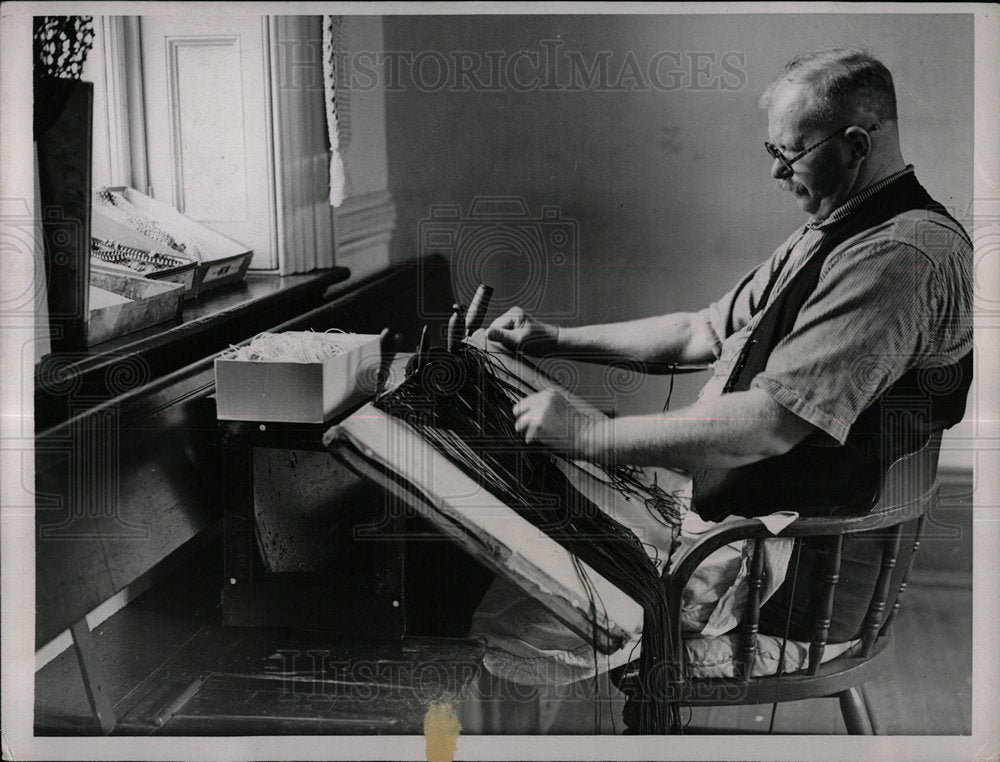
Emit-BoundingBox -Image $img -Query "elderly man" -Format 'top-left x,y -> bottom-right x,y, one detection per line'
490,48 -> 972,518
474,48 -> 972,731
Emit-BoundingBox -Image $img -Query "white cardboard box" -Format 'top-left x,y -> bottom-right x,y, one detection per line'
86,269 -> 186,346
214,333 -> 382,423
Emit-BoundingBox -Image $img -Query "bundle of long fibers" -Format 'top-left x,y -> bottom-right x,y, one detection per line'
373,344 -> 682,733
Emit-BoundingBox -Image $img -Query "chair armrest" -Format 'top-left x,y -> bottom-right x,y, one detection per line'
660,494 -> 934,677
664,518 -> 771,596
664,495 -> 932,595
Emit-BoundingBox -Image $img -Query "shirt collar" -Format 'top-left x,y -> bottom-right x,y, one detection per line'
806,165 -> 915,231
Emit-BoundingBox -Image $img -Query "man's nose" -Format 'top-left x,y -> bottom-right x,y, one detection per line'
771,156 -> 792,180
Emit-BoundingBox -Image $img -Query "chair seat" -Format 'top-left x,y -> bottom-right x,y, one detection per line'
684,632 -> 859,681
679,634 -> 892,706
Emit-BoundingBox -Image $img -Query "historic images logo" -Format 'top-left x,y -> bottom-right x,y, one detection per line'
277,39 -> 747,94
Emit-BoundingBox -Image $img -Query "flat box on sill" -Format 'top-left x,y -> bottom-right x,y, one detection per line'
214,334 -> 382,423
91,210 -> 199,298
86,269 -> 186,346
99,187 -> 253,298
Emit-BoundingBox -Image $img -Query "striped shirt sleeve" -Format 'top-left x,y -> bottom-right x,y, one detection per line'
751,231 -> 967,444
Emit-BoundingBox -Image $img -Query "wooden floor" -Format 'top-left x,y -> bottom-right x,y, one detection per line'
35,531 -> 972,737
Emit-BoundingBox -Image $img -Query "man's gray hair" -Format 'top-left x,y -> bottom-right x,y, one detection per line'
759,48 -> 898,130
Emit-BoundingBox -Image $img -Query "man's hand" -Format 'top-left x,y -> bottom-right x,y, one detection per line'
487,307 -> 559,356
512,389 -> 606,459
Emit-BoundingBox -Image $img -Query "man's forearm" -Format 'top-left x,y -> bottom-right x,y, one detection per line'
555,312 -> 716,366
577,388 -> 815,471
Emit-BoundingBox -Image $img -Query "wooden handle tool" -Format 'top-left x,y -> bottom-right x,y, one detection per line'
447,303 -> 466,352
464,284 -> 493,337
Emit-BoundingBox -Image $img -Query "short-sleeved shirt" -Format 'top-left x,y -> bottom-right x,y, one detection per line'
694,167 -> 972,445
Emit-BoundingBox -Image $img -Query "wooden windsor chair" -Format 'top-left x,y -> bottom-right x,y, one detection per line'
628,433 -> 942,734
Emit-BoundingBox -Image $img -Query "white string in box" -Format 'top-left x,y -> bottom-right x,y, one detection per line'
94,187 -> 204,261
223,329 -> 356,363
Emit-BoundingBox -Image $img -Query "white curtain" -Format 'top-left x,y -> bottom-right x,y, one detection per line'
322,15 -> 351,207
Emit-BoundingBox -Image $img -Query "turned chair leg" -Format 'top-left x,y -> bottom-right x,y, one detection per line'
838,687 -> 874,735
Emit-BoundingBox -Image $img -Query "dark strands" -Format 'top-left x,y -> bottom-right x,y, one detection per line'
373,343 -> 686,733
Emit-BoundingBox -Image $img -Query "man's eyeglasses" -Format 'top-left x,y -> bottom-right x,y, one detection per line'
765,124 -> 878,173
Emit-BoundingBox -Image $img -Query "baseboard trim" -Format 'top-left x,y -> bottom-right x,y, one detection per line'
334,190 -> 395,278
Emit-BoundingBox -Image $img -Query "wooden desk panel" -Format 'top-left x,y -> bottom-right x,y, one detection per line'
217,417 -> 406,638
35,257 -> 455,649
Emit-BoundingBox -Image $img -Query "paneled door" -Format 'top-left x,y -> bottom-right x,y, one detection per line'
140,16 -> 278,269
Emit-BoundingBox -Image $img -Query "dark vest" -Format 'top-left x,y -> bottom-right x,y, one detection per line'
692,174 -> 973,521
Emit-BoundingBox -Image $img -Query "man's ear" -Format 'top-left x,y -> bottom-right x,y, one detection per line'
843,125 -> 872,166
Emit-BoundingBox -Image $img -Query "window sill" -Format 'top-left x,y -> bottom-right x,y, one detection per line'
35,267 -> 350,431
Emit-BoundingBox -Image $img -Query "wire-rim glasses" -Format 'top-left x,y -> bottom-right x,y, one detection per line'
765,123 -> 878,172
